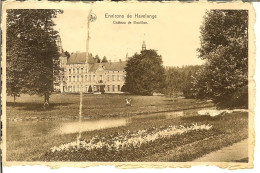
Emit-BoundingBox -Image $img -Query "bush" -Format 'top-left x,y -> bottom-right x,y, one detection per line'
216,85 -> 248,109
121,85 -> 127,92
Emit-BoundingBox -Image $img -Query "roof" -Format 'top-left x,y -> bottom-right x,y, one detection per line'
67,52 -> 86,64
67,52 -> 126,71
88,61 -> 126,72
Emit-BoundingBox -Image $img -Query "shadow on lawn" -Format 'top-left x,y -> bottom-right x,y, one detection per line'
6,102 -> 73,111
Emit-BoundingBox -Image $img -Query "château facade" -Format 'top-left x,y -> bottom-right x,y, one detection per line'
54,38 -> 146,93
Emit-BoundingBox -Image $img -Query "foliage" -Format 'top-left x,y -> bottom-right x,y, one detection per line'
164,67 -> 183,99
95,55 -> 101,63
124,49 -> 165,95
102,56 -> 108,63
64,51 -> 70,58
164,65 -> 201,99
121,85 -> 127,92
195,10 -> 248,108
87,53 -> 95,64
6,9 -> 62,104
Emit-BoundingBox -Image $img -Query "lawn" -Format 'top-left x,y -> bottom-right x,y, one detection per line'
5,94 -> 248,162
6,93 -> 214,121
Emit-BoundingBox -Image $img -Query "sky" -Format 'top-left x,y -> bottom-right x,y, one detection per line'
53,3 -> 207,67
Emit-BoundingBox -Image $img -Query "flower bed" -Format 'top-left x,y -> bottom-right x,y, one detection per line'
42,123 -> 219,161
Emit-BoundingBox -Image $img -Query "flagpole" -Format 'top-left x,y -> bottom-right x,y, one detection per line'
77,9 -> 92,149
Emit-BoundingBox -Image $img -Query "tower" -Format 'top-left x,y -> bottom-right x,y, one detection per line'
57,36 -> 63,54
125,48 -> 129,61
142,40 -> 146,51
126,52 -> 129,61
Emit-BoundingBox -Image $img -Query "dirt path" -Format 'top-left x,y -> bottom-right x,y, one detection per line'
193,139 -> 248,162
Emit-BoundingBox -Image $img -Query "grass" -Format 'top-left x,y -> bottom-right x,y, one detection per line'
138,112 -> 248,162
5,94 -> 248,162
39,112 -> 248,162
6,93 -> 213,121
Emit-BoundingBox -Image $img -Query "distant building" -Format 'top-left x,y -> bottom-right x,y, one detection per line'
54,38 -> 146,93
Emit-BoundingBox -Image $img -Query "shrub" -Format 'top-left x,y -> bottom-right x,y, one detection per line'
216,85 -> 248,109
121,85 -> 127,92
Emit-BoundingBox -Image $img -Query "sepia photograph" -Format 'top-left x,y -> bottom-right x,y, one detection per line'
1,1 -> 256,169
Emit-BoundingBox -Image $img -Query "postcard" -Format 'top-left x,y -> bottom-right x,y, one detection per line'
1,0 -> 256,169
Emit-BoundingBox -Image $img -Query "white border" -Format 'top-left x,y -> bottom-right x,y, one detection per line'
2,2 -> 260,173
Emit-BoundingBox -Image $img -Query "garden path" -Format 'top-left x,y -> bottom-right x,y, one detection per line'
193,139 -> 248,162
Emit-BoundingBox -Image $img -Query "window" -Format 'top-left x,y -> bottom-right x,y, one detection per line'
107,85 -> 110,92
107,75 -> 110,81
73,68 -> 75,73
99,75 -> 103,81
122,75 -> 125,80
118,85 -> 120,91
68,86 -> 72,92
85,85 -> 88,92
89,75 -> 91,81
73,85 -> 75,92
85,75 -> 87,81
69,76 -> 71,82
112,75 -> 115,81
117,75 -> 120,81
112,85 -> 115,92
73,76 -> 75,82
77,68 -> 79,73
81,68 -> 83,73
93,75 -> 95,81
77,85 -> 79,92
77,76 -> 79,82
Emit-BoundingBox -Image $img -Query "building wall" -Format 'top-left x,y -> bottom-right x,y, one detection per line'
54,56 -> 67,92
62,63 -> 126,93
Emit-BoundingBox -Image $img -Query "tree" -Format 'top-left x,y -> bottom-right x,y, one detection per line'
64,51 -> 70,58
124,49 -> 165,95
121,85 -> 127,92
163,65 -> 200,100
196,10 -> 248,108
87,53 -> 95,64
94,55 -> 101,63
102,56 -> 108,63
181,65 -> 201,98
6,9 -> 62,105
164,67 -> 183,100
